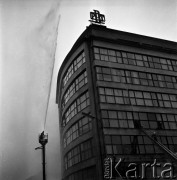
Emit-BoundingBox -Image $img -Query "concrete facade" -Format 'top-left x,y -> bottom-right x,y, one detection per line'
56,24 -> 177,180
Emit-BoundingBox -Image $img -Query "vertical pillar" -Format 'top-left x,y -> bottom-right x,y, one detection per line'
42,145 -> 46,180
35,131 -> 48,180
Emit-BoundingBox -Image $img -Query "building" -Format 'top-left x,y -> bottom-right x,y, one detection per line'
56,23 -> 177,180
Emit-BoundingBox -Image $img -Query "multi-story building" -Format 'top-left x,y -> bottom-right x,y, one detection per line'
56,23 -> 177,180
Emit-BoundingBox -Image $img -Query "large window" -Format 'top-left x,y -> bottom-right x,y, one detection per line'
64,139 -> 93,170
63,51 -> 85,88
65,166 -> 96,180
62,71 -> 88,110
101,110 -> 177,130
62,91 -> 90,126
96,67 -> 177,89
94,47 -> 177,72
105,135 -> 177,155
99,87 -> 177,109
64,116 -> 92,148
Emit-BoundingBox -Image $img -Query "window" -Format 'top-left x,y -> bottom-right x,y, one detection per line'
94,47 -> 177,72
96,66 -> 177,90
98,87 -> 177,109
101,110 -> 134,129
81,140 -> 92,161
77,92 -> 90,111
62,91 -> 90,126
105,135 -> 177,155
62,71 -> 88,110
76,71 -> 88,90
64,139 -> 93,169
101,110 -> 177,130
63,64 -> 74,87
74,52 -> 85,71
62,51 -> 85,88
66,166 -> 96,180
64,116 -> 92,148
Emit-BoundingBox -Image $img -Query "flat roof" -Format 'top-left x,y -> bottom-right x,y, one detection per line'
56,24 -> 177,103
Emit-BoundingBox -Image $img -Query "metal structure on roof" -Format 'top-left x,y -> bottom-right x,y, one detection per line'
89,10 -> 105,25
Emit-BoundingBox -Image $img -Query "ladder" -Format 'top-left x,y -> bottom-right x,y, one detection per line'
134,120 -> 177,161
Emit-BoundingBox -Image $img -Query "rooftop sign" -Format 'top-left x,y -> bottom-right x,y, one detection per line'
89,10 -> 105,25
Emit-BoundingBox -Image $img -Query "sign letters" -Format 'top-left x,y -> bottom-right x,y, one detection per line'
89,10 -> 105,25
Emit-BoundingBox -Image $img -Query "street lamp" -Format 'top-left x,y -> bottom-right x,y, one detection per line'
35,131 -> 48,180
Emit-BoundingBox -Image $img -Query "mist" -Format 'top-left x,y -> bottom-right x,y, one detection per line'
1,0 -> 61,179
1,0 -> 177,180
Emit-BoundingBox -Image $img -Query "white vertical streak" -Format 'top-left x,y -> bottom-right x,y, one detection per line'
44,15 -> 60,131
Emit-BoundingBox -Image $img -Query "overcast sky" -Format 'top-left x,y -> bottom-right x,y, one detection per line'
1,0 -> 177,180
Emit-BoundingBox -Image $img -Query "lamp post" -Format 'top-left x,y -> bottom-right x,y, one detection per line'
35,131 -> 48,180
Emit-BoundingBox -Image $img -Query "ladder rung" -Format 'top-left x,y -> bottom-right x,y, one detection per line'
139,127 -> 177,160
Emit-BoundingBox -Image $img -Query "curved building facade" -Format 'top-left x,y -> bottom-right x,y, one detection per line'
56,24 -> 177,180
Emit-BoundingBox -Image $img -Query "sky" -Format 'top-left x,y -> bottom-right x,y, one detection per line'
1,0 -> 177,180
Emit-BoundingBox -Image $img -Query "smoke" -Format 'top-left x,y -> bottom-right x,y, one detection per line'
1,0 -> 61,180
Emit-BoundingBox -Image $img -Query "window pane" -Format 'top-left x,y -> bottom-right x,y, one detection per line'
106,145 -> 112,154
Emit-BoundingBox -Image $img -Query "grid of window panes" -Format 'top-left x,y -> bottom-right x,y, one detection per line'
94,47 -> 177,72
105,135 -> 177,155
64,139 -> 93,170
96,67 -> 177,89
64,116 -> 92,148
63,51 -> 85,88
62,71 -> 88,110
101,110 -> 177,130
99,87 -> 177,108
62,91 -> 90,126
65,166 -> 96,180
